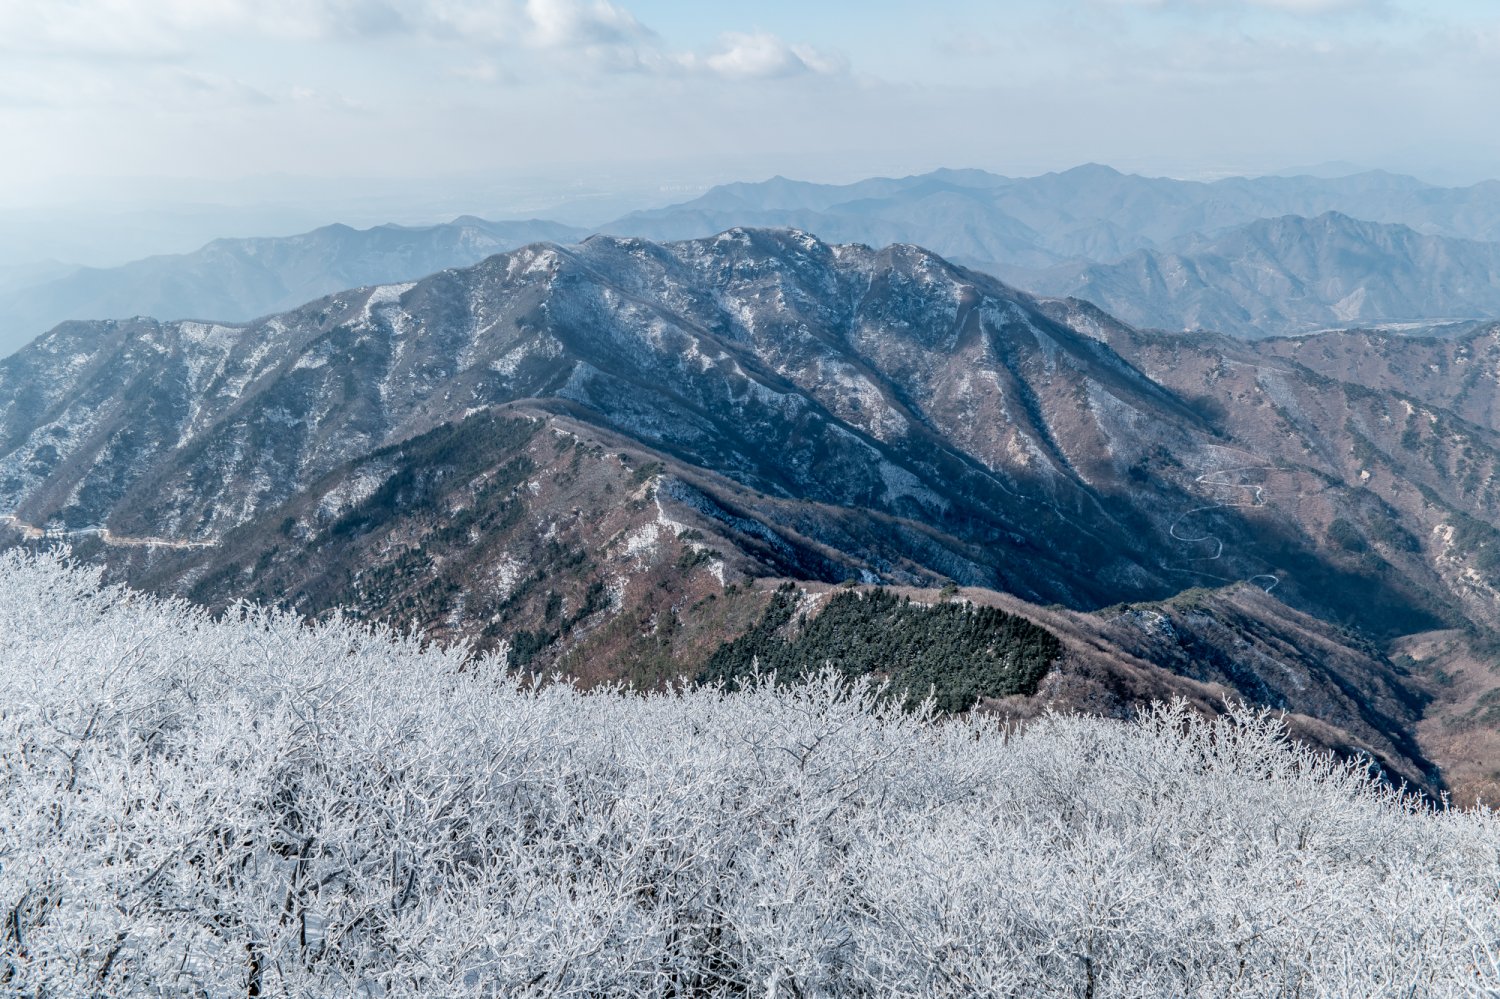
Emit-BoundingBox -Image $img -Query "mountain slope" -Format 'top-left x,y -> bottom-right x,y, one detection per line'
1253,322 -> 1500,431
0,230 -> 1204,602
1042,296 -> 1500,636
606,177 -> 1056,269
1026,213 -> 1500,337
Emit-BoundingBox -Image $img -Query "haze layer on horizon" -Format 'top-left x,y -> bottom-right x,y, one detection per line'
4,0 -> 1498,266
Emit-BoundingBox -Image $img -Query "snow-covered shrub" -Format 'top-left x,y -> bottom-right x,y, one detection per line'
1,549 -> 1497,997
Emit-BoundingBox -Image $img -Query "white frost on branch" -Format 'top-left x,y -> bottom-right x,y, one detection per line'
1,549 -> 1498,996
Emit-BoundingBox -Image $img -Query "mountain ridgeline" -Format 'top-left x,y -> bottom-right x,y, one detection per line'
0,217 -> 586,356
11,165 -> 1500,352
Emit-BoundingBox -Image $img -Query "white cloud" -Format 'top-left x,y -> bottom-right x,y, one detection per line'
0,0 -> 843,82
523,0 -> 648,48
0,0 -> 406,57
0,1 -> 523,57
174,69 -> 277,106
511,5 -> 844,80
692,32 -> 846,79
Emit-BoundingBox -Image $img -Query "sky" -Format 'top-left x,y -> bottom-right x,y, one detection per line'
3,0 -> 1499,262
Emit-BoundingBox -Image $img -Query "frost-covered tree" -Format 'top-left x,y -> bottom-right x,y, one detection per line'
1,548 -> 1498,997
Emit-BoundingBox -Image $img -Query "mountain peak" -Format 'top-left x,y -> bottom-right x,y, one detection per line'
1056,162 -> 1126,180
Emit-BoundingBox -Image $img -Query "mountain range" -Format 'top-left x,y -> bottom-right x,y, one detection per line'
606,164 -> 1500,259
1022,212 -> 1500,337
10,165 -> 1500,353
8,229 -> 1500,796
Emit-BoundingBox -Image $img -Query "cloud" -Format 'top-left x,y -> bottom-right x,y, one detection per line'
0,0 -> 410,58
523,0 -> 648,48
0,0 -> 844,83
449,61 -> 508,84
174,70 -> 277,106
692,32 -> 847,79
509,5 -> 844,80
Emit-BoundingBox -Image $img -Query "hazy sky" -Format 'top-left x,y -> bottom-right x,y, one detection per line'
3,0 -> 1499,226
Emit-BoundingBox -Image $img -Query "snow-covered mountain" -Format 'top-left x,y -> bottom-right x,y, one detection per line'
5,548 -> 1488,994
0,228 -> 1224,608
3,227 -> 1490,634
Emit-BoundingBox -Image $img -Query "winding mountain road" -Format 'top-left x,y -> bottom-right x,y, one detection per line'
1164,444 -> 1282,592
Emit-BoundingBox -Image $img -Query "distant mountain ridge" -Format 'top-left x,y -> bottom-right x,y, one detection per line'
0,217 -> 585,356
11,164 -> 1500,353
1022,212 -> 1500,338
606,163 -> 1500,263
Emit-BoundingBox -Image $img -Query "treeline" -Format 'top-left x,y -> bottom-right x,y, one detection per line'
699,585 -> 1060,712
